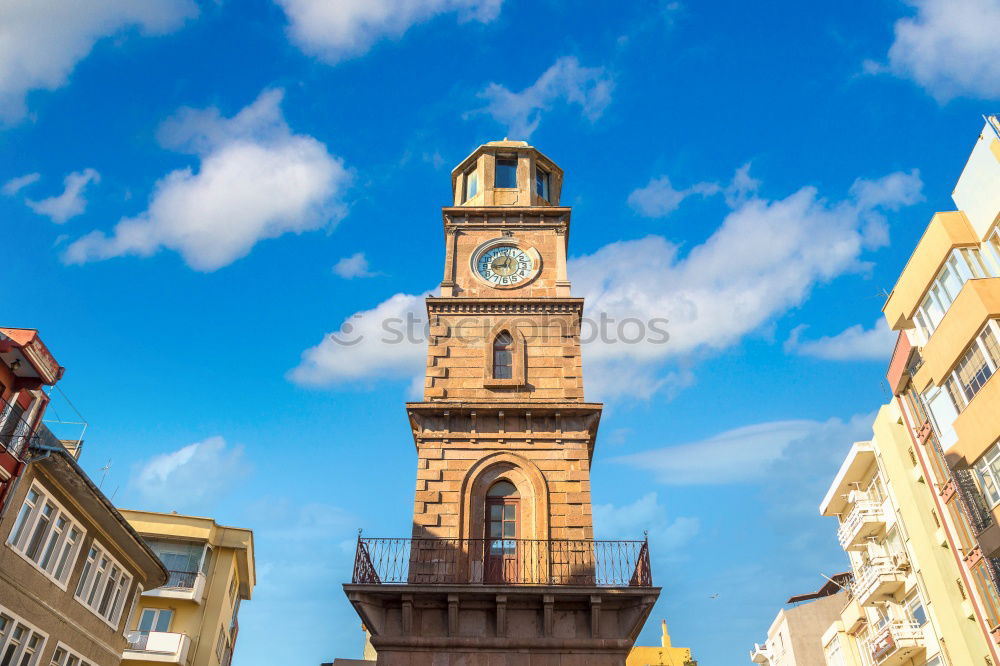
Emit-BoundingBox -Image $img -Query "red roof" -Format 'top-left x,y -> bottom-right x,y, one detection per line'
0,328 -> 39,346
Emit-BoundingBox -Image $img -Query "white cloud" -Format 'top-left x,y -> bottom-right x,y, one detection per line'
2,172 -> 40,196
0,0 -> 197,123
130,436 -> 251,508
786,318 -> 897,361
593,492 -> 699,550
612,420 -> 823,485
573,167 -> 923,398
879,0 -> 1000,101
627,175 -> 719,218
276,0 -> 502,63
332,251 -> 376,279
64,90 -> 351,271
25,168 -> 100,223
474,56 -> 614,139
289,290 -> 432,386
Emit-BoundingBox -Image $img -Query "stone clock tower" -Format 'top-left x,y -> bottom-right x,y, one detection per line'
345,141 -> 659,665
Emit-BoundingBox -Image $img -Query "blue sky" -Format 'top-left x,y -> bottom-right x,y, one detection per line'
3,0 -> 1000,663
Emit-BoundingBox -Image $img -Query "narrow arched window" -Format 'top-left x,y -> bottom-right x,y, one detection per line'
485,480 -> 519,582
493,332 -> 513,379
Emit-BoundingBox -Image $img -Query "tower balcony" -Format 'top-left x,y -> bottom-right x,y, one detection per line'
838,500 -> 887,550
853,557 -> 908,606
866,622 -> 925,665
352,537 -> 652,587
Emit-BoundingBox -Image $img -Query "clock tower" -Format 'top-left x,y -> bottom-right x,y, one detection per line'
345,141 -> 659,665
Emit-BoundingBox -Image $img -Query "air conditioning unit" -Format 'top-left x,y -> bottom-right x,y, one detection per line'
892,553 -> 911,572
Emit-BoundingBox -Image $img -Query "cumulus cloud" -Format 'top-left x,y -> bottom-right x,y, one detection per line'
573,167 -> 923,398
878,0 -> 1000,101
332,251 -> 377,279
0,0 -> 197,123
593,492 -> 699,550
289,290 -> 432,386
627,175 -> 719,218
276,0 -> 502,63
786,318 -> 897,361
64,90 -> 351,271
474,56 -> 614,139
25,168 -> 100,223
129,436 -> 251,508
2,172 -> 40,196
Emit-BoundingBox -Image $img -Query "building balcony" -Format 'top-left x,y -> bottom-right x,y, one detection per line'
950,362 -> 1000,469
123,631 -> 191,664
0,394 -> 36,462
351,537 -> 653,587
144,570 -> 206,603
840,596 -> 866,634
854,557 -> 908,606
749,642 -> 772,664
838,500 -> 887,551
866,622 -> 925,665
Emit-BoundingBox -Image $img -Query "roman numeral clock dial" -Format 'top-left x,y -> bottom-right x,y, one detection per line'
472,243 -> 541,288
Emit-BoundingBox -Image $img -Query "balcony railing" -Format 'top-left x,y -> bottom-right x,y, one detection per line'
125,631 -> 190,657
352,537 -> 653,587
853,557 -> 906,605
867,622 -> 924,663
164,570 -> 199,589
0,395 -> 35,460
838,500 -> 885,550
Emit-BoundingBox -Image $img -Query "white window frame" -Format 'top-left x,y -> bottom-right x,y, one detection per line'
914,247 -> 994,339
49,642 -> 95,666
974,440 -> 1000,508
6,482 -> 86,590
462,167 -> 478,203
73,540 -> 133,629
904,589 -> 928,626
941,320 -> 1000,412
0,603 -> 48,666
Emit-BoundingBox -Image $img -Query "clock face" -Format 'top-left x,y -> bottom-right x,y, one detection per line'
475,245 -> 535,286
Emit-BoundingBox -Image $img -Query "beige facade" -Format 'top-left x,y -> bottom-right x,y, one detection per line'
0,447 -> 166,666
819,404 -> 989,666
750,588 -> 846,665
117,511 -> 254,666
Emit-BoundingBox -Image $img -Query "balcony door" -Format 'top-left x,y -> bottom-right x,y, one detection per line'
484,481 -> 520,583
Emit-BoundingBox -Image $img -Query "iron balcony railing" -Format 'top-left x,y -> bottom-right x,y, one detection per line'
163,570 -> 199,589
0,394 -> 36,460
352,537 -> 652,587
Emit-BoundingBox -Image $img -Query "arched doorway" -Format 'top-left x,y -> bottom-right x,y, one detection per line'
485,480 -> 519,583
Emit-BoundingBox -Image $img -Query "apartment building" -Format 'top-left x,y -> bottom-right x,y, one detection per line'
749,577 -> 848,665
879,114 -> 1000,663
820,404 -> 989,666
0,327 -> 168,666
117,510 -> 254,666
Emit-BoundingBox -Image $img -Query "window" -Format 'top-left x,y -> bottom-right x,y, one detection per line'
215,626 -> 227,663
463,168 -> 478,203
228,573 -> 238,601
0,606 -> 46,666
823,634 -> 845,666
137,609 -> 172,634
7,484 -> 85,588
145,539 -> 207,588
941,322 -> 1000,413
492,332 -> 513,379
972,560 -> 1000,629
914,248 -> 996,340
535,168 -> 549,200
49,643 -> 94,666
975,441 -> 1000,507
484,481 -> 519,582
904,590 -> 927,625
495,157 -> 517,188
74,541 -> 132,627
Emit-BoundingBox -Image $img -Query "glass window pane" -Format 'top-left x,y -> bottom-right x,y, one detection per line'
487,481 -> 518,497
503,522 -> 515,537
154,610 -> 172,633
503,504 -> 515,520
940,264 -> 962,301
489,522 -> 501,537
138,609 -> 156,632
495,158 -> 517,188
490,504 -> 502,519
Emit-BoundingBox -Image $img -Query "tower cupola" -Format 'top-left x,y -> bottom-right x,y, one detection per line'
450,139 -> 564,207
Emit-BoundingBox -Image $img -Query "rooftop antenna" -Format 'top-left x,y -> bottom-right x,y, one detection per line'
98,459 -> 112,490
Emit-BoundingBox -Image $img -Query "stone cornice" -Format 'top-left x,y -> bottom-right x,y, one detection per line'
425,298 -> 584,315
441,207 -> 571,234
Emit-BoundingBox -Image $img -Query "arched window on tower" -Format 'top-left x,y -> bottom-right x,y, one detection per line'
485,480 -> 519,583
493,332 -> 513,379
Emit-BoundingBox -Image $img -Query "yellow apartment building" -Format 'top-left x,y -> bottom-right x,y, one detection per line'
880,113 -> 1000,663
820,404 -> 990,666
117,510 -> 255,666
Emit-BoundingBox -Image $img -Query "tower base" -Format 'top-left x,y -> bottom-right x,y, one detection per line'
345,584 -> 659,665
